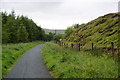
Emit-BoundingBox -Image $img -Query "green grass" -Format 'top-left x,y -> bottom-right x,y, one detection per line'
2,41 -> 44,78
42,42 -> 118,78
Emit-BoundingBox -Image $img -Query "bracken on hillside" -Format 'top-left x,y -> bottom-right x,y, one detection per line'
66,12 -> 119,51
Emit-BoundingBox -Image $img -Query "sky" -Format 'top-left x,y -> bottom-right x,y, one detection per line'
1,0 -> 119,29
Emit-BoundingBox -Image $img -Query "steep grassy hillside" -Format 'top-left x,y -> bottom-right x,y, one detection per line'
66,12 -> 119,50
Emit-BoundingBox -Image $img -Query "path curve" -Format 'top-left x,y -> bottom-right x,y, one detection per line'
6,43 -> 52,78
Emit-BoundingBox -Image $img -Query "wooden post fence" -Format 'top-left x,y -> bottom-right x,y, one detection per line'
92,43 -> 94,50
111,42 -> 114,54
63,42 -> 65,47
78,43 -> 80,51
71,43 -> 74,48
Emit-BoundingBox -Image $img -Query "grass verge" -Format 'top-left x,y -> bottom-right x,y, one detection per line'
2,41 -> 44,78
42,42 -> 118,78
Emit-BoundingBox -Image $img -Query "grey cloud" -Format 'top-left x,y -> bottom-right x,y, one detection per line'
1,0 -> 119,29
1,2 -> 63,13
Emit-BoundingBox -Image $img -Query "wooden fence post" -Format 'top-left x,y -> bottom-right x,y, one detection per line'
78,43 -> 80,51
66,43 -> 68,47
92,43 -> 94,50
60,41 -> 61,46
63,42 -> 64,47
111,42 -> 114,54
61,42 -> 63,46
71,43 -> 74,48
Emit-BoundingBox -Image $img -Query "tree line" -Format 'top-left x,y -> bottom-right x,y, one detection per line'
1,10 -> 83,44
2,10 -> 55,44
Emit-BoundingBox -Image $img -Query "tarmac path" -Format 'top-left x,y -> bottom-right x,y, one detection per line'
6,43 -> 52,78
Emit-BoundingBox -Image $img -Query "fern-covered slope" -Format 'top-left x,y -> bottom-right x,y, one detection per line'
67,12 -> 119,49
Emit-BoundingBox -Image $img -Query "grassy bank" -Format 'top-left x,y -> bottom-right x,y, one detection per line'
42,42 -> 118,78
2,41 -> 44,78
66,13 -> 119,49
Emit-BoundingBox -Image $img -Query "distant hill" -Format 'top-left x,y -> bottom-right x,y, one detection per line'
66,12 -> 119,49
43,28 -> 65,34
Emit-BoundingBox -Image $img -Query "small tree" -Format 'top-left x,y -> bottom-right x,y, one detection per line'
64,27 -> 74,38
54,34 -> 63,41
47,32 -> 55,41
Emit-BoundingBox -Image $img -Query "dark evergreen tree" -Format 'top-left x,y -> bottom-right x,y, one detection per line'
17,24 -> 28,42
2,10 -> 49,44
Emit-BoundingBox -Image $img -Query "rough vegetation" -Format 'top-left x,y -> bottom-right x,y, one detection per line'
42,42 -> 118,78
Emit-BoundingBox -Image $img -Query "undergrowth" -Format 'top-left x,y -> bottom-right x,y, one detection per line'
42,42 -> 118,78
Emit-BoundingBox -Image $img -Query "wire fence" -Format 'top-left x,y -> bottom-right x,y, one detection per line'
55,40 -> 119,55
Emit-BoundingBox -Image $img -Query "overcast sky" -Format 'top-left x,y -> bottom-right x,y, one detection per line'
1,0 -> 119,29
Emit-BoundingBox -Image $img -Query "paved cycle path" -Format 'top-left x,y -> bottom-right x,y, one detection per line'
6,43 -> 52,78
